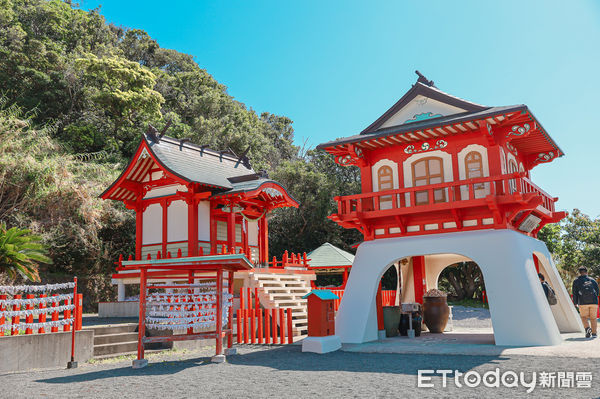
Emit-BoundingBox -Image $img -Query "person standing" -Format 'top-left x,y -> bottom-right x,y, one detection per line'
572,266 -> 599,338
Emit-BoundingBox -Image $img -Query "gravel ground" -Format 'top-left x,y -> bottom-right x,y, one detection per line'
451,305 -> 493,329
1,345 -> 598,399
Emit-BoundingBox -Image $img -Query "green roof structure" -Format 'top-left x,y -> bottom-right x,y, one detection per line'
307,243 -> 354,269
302,290 -> 340,300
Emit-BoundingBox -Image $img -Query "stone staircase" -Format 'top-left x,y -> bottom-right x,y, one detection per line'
240,270 -> 315,338
85,322 -> 141,359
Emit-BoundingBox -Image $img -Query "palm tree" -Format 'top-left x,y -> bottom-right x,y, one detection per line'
0,223 -> 52,282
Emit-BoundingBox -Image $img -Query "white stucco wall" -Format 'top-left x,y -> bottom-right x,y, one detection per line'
167,200 -> 188,242
336,230 -> 583,346
142,203 -> 162,245
198,201 -> 211,241
379,95 -> 466,128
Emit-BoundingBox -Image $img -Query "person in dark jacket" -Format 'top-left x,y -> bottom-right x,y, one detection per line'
572,266 -> 599,338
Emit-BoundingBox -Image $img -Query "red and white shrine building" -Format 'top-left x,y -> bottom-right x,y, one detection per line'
101,132 -> 315,365
318,73 -> 584,346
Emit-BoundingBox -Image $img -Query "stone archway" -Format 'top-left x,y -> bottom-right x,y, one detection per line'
335,230 -> 583,346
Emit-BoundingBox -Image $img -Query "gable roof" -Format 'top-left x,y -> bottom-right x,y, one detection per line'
101,134 -> 299,208
301,290 -> 340,300
307,243 -> 355,268
361,80 -> 487,134
146,135 -> 255,190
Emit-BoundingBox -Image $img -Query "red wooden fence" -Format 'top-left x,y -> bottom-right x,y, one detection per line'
313,289 -> 397,311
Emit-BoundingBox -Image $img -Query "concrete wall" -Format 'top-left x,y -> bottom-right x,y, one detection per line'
98,301 -> 139,317
0,330 -> 93,373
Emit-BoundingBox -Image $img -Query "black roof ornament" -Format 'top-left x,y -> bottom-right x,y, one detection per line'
415,70 -> 435,87
146,124 -> 159,142
158,120 -> 172,139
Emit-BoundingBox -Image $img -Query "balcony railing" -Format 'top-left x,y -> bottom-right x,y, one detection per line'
333,173 -> 556,217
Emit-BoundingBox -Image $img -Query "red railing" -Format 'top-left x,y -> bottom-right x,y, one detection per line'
313,289 -> 396,311
236,286 -> 293,344
334,173 -> 556,217
269,250 -> 310,269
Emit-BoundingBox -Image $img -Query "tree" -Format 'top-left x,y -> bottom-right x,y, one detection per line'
0,223 -> 52,281
538,209 -> 600,288
75,54 -> 165,154
438,262 -> 485,301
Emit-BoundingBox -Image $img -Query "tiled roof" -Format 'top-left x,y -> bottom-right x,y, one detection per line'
307,243 -> 355,268
146,134 -> 255,190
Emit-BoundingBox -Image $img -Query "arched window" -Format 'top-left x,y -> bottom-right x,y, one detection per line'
411,157 -> 445,205
377,165 -> 394,207
465,151 -> 484,190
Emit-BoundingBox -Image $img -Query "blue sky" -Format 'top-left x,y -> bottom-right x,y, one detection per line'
81,0 -> 600,217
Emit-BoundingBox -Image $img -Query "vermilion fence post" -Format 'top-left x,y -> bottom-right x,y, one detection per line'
271,308 -> 277,343
39,294 -> 47,333
11,294 -> 21,336
63,295 -> 71,332
264,309 -> 270,344
51,293 -> 58,332
279,308 -> 285,344
0,294 -> 6,336
254,287 -> 259,315
243,309 -> 249,344
68,277 -> 78,368
25,294 -> 34,335
236,309 -> 242,344
287,308 -> 293,344
250,309 -> 256,344
257,309 -> 263,344
76,293 -> 83,331
247,287 -> 251,310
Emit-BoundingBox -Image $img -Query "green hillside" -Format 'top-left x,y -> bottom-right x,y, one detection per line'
0,0 -> 361,308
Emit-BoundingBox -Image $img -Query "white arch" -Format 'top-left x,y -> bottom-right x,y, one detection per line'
336,229 -> 582,346
457,144 -> 490,199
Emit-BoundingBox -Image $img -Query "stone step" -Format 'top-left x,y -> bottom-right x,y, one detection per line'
93,340 -> 139,356
94,332 -> 139,345
85,322 -> 138,336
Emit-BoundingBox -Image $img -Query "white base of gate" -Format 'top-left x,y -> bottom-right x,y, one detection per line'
302,335 -> 341,354
211,354 -> 226,363
336,230 -> 583,347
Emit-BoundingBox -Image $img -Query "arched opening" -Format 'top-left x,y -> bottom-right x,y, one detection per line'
377,165 -> 394,209
438,260 -> 487,305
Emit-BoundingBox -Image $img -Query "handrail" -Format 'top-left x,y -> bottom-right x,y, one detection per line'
333,173 -> 556,216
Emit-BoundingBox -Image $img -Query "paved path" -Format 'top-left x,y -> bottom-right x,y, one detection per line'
1,345 -> 598,398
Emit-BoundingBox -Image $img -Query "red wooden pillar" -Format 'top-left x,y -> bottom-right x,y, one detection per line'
161,200 -> 168,258
227,203 -> 236,254
376,284 -> 384,331
137,268 -> 147,361
215,268 -> 224,356
258,216 -> 269,265
0,294 -> 5,336
227,271 -> 234,348
135,202 -> 143,260
187,195 -> 199,257
38,294 -> 47,333
210,204 -> 217,255
413,255 -> 426,304
25,294 -> 34,334
533,254 -> 540,273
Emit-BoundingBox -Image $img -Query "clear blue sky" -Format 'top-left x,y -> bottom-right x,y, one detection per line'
81,0 -> 600,217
